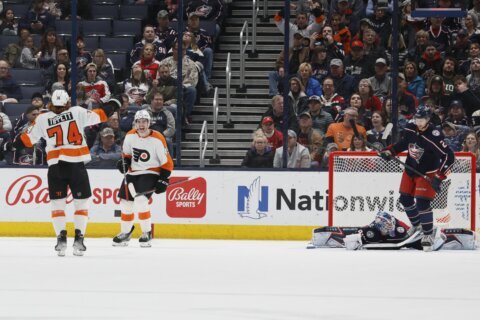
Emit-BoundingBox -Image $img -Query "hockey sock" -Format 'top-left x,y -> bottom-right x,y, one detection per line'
416,198 -> 433,235
399,194 -> 420,226
73,199 -> 89,235
51,199 -> 67,235
133,196 -> 151,233
120,199 -> 134,234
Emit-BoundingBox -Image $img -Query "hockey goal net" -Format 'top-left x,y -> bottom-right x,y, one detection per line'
328,151 -> 477,232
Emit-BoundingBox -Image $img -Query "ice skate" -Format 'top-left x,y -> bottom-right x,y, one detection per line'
139,231 -> 152,247
421,234 -> 434,252
112,226 -> 135,247
55,230 -> 67,257
73,229 -> 86,256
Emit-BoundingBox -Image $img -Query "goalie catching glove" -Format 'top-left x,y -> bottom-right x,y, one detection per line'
155,169 -> 171,194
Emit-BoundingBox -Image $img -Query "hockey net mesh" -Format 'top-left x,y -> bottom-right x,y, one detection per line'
329,152 -> 476,233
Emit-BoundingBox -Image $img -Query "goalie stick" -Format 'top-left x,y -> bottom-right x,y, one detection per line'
381,122 -> 393,146
349,119 -> 433,184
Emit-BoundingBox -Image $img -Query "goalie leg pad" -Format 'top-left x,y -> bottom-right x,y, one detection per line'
51,198 -> 67,235
344,233 -> 363,250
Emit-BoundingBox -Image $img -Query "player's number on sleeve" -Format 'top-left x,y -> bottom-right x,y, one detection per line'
47,121 -> 83,146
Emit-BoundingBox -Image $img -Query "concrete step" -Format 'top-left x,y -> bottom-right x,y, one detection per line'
192,114 -> 261,122
219,35 -> 284,43
182,141 -> 252,149
224,17 -> 275,26
186,132 -> 253,140
224,26 -> 278,34
214,52 -> 279,60
185,123 -> 260,131
194,105 -> 267,113
181,158 -> 242,167
218,43 -> 283,51
214,61 -> 275,70
210,78 -> 268,86
183,149 -> 248,157
199,97 -> 270,105
212,87 -> 269,95
230,0 -> 285,8
231,9 -> 283,16
212,69 -> 271,78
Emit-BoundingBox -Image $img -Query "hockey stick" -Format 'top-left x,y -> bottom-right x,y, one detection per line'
381,123 -> 393,146
127,177 -> 198,198
349,119 -> 433,183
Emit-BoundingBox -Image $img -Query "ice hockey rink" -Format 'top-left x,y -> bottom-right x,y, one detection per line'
0,238 -> 479,320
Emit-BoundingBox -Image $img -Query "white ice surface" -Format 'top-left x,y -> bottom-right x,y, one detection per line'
0,238 -> 479,320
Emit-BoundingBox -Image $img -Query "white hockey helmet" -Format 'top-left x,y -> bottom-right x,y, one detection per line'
134,109 -> 151,123
51,89 -> 70,106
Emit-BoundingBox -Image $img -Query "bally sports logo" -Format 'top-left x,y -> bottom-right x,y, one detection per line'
166,177 -> 206,218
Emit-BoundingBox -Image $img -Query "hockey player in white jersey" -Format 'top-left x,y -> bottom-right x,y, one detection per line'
8,90 -> 119,256
113,110 -> 174,247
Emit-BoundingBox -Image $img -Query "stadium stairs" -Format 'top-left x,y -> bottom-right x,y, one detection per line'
180,0 -> 285,167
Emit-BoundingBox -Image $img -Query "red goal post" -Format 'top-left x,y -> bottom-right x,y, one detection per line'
328,151 -> 476,232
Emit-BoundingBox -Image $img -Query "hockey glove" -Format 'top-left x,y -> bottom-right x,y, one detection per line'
431,173 -> 446,193
116,158 -> 131,174
378,149 -> 393,161
155,169 -> 171,194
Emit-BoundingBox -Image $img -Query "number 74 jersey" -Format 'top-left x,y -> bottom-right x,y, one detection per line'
19,106 -> 107,166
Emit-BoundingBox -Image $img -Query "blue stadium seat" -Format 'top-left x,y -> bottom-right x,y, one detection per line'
20,86 -> 45,103
92,0 -> 120,4
99,36 -> 134,54
112,20 -> 142,38
83,36 -> 100,52
9,68 -> 44,86
0,35 -> 18,56
82,20 -> 112,37
119,5 -> 148,21
107,52 -> 128,81
2,103 -> 32,124
91,4 -> 120,20
55,20 -> 80,36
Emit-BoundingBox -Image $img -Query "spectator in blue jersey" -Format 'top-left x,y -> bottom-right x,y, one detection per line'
155,10 -> 177,52
186,12 -> 214,82
441,121 -> 470,151
298,62 -> 323,97
185,0 -> 227,39
147,92 -> 175,155
329,58 -> 355,102
130,25 -> 167,65
18,0 -> 55,35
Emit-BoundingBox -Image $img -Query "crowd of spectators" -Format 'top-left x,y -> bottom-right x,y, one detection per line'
0,0 -> 226,167
243,0 -> 480,170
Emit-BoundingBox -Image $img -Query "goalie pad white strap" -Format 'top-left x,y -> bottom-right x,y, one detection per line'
344,233 -> 363,250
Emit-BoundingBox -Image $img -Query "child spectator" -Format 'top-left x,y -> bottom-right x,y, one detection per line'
123,64 -> 150,107
462,131 -> 480,170
19,35 -> 38,69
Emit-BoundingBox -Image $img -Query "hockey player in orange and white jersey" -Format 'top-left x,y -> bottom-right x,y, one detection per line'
113,109 -> 174,247
9,90 -> 119,256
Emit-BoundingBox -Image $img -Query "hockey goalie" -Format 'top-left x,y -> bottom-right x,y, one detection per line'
310,212 -> 476,251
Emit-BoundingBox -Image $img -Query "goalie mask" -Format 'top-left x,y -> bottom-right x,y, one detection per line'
49,90 -> 70,114
373,212 -> 396,237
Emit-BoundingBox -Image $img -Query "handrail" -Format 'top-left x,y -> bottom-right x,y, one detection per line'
261,0 -> 269,22
223,52 -> 234,128
250,0 -> 259,57
199,120 -> 208,168
209,87 -> 221,164
238,21 -> 249,92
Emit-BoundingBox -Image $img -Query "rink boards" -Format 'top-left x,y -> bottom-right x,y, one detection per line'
0,168 -> 479,239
